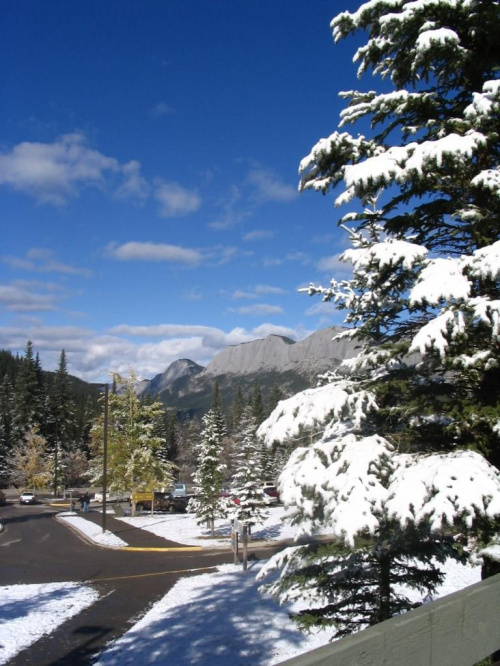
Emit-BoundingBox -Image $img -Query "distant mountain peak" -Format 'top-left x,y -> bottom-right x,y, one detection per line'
136,326 -> 360,418
137,358 -> 204,398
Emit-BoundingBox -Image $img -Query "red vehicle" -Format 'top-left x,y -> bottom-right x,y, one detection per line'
263,486 -> 280,503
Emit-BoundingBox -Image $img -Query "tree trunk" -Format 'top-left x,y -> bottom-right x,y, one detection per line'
377,552 -> 391,624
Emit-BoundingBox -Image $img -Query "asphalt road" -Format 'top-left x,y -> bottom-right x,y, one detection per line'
0,501 -> 235,665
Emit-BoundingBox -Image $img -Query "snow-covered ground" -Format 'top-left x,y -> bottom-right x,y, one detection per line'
1,507 -> 482,665
0,582 -> 99,664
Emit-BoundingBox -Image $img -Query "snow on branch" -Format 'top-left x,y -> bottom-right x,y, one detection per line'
410,310 -> 465,357
410,257 -> 470,306
465,80 -> 500,119
414,27 -> 462,54
276,429 -> 500,546
345,237 -> 427,271
337,131 -> 487,204
279,434 -> 394,544
387,450 -> 500,530
256,381 -> 378,446
463,240 -> 500,282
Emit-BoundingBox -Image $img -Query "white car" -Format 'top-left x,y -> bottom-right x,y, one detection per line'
19,491 -> 37,505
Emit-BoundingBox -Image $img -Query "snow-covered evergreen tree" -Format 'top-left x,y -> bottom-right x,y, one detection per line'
299,0 -> 500,466
257,383 -> 500,636
231,406 -> 269,530
189,409 -> 229,537
175,417 -> 201,482
258,0 -> 500,637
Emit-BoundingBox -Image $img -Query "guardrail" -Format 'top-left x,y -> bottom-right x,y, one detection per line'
276,573 -> 500,666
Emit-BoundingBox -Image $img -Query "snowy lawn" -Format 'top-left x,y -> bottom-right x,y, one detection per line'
114,504 -> 307,546
0,582 -> 99,664
1,507 -> 482,665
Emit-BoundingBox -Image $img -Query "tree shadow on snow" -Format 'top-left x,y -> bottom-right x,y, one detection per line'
95,561 -> 312,666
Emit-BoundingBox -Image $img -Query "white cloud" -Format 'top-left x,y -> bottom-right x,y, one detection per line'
317,253 -> 351,275
233,304 -> 284,316
106,242 -> 202,265
304,301 -> 340,316
0,322 -> 309,382
0,281 -> 64,312
115,160 -> 150,200
150,102 -> 174,118
154,179 -> 202,217
242,229 -> 274,242
209,185 -> 250,231
109,324 -> 219,338
0,133 -> 120,205
252,323 -> 310,339
3,249 -> 92,276
246,167 -> 296,203
254,284 -> 286,295
232,290 -> 258,300
230,285 -> 286,300
0,134 -> 199,215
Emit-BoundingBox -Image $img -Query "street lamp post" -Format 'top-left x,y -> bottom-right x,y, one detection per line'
102,383 -> 109,534
91,381 -> 110,533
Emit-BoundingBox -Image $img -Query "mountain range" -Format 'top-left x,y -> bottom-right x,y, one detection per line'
137,326 -> 360,418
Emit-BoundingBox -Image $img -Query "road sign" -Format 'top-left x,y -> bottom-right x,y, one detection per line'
131,492 -> 154,502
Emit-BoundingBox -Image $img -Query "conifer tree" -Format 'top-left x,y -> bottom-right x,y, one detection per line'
250,382 -> 265,425
12,341 -> 43,441
0,376 -> 14,485
212,379 -> 227,438
153,408 -> 178,466
176,417 -> 201,482
267,381 -> 284,418
229,385 -> 245,433
231,406 -> 269,531
190,409 -> 229,537
47,350 -> 77,495
298,0 -> 500,465
258,0 -> 500,638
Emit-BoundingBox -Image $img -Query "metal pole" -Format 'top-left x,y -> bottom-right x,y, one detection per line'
102,383 -> 108,533
242,524 -> 248,571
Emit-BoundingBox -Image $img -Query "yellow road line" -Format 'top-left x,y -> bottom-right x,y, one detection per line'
122,546 -> 203,552
89,565 -> 217,582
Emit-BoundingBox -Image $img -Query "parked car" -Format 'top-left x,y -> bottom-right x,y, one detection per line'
132,491 -> 188,513
93,491 -> 130,503
263,485 -> 280,503
19,491 -> 37,505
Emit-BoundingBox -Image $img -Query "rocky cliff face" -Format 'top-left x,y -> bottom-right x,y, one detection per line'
139,326 -> 359,417
203,326 -> 358,377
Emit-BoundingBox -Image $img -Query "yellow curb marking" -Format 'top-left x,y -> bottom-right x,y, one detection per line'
122,546 -> 203,552
89,565 -> 217,582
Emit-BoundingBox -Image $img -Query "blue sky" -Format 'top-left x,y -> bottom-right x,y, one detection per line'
1,0 -> 361,382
